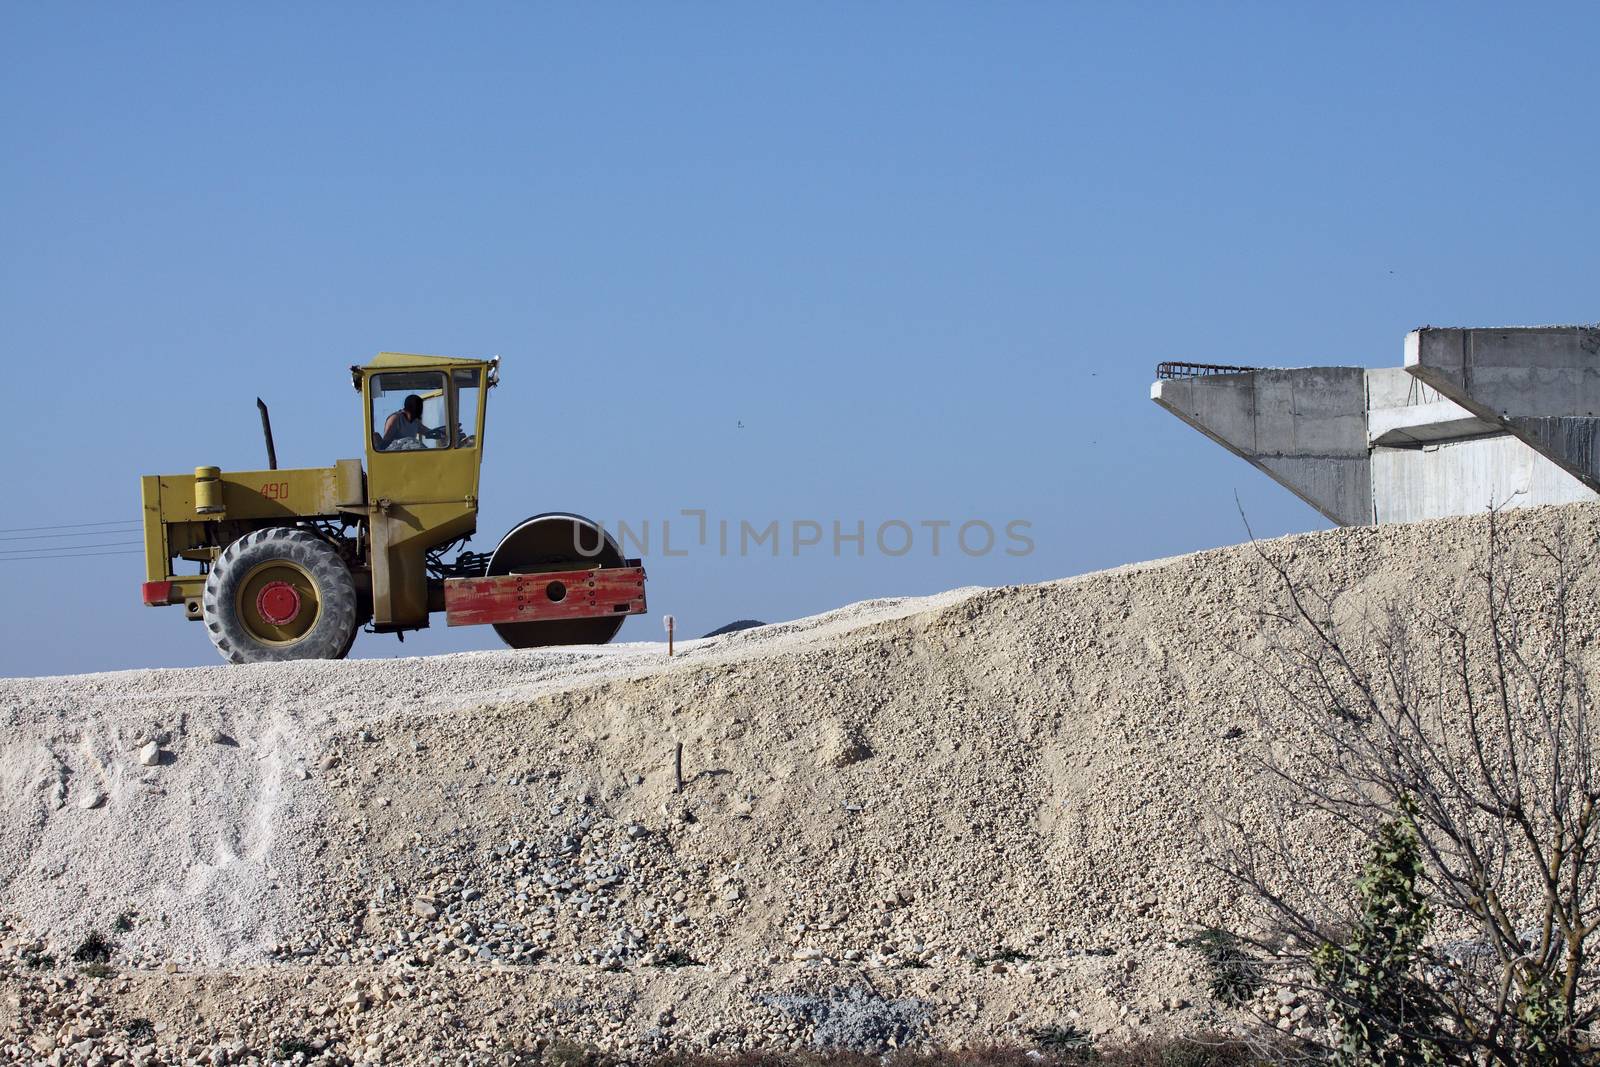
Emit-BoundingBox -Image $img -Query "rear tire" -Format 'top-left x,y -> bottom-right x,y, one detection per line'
202,527 -> 359,665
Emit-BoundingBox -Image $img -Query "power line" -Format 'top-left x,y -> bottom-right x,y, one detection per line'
0,521 -> 140,534
0,519 -> 140,534
0,528 -> 142,542
0,540 -> 142,555
0,537 -> 140,556
0,549 -> 142,562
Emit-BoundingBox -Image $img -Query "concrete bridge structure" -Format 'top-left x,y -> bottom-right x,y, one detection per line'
1151,326 -> 1600,525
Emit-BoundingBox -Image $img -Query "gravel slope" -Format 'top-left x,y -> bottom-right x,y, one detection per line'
4,503 -> 1598,1065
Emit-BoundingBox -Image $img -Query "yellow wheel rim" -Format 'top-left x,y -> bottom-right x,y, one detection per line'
236,560 -> 321,644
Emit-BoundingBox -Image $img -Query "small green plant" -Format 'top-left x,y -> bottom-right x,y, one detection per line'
71,932 -> 112,964
543,1037 -> 609,1067
274,1037 -> 319,1059
113,911 -> 136,933
1312,800 -> 1444,1067
1178,928 -> 1261,1007
1028,1022 -> 1092,1055
124,1017 -> 155,1041
79,961 -> 113,979
650,948 -> 700,968
20,947 -> 55,970
973,946 -> 1034,968
1515,978 -> 1572,1065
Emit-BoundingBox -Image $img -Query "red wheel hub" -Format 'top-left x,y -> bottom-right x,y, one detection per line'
256,581 -> 303,625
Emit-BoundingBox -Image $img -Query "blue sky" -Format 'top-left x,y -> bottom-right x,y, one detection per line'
2,4 -> 1596,676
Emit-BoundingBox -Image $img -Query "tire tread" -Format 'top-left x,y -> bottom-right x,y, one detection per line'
201,527 -> 357,665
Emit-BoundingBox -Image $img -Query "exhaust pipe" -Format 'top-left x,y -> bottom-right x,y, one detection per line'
256,398 -> 278,470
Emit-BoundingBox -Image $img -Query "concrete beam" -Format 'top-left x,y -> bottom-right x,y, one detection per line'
1366,400 -> 1497,447
1406,326 -> 1600,492
1152,367 -> 1371,525
1363,367 -> 1497,446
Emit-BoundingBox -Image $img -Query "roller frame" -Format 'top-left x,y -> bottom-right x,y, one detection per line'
443,563 -> 647,628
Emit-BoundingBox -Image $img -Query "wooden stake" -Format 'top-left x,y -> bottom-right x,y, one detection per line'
664,614 -> 676,657
673,741 -> 684,793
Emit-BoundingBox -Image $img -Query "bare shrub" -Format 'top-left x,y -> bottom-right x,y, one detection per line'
1220,510 -> 1600,1064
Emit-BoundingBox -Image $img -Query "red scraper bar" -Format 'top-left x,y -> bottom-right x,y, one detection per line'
444,566 -> 647,628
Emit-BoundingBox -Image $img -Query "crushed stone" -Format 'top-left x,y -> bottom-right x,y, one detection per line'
3,503 -> 1598,1063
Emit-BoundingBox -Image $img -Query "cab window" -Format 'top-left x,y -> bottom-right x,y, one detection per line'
453,369 -> 481,449
370,372 -> 449,452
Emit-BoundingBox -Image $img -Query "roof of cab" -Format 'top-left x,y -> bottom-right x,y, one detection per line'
364,352 -> 496,370
350,352 -> 499,391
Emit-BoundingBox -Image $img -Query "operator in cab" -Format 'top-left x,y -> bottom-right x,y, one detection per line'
378,394 -> 446,450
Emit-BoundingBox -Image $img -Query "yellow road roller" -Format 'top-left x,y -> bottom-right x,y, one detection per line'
138,353 -> 646,663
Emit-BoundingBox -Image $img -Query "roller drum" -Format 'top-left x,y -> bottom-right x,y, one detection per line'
486,513 -> 629,648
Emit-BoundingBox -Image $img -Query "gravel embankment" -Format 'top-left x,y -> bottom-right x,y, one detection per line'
4,503 -> 1598,1065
